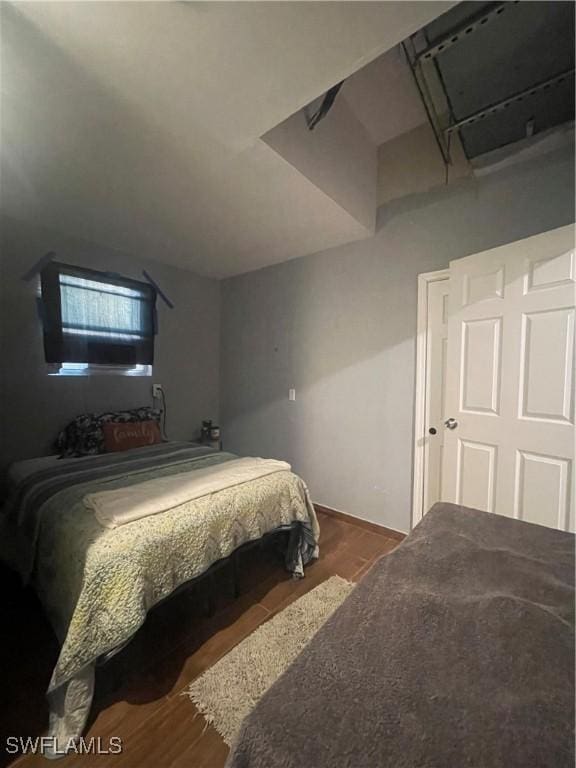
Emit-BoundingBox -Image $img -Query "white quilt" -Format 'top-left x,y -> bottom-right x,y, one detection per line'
84,456 -> 291,528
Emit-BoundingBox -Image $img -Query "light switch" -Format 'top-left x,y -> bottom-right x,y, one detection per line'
289,388 -> 296,401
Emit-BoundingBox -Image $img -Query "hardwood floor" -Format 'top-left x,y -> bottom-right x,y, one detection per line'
1,510 -> 402,768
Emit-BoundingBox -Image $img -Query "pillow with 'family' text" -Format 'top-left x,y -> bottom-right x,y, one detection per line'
55,407 -> 161,457
102,420 -> 162,453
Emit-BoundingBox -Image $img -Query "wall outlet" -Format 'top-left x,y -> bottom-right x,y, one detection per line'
289,388 -> 296,401
152,384 -> 163,398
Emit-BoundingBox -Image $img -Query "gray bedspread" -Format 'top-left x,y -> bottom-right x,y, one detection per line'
226,502 -> 575,768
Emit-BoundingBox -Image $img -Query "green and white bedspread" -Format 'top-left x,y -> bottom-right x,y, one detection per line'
0,443 -> 319,749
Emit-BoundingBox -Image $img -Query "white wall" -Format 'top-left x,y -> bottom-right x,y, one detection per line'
263,96 -> 377,231
378,122 -> 471,206
0,215 -> 221,473
220,146 -> 575,533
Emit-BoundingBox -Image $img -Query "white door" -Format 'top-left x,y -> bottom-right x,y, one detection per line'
442,225 -> 575,532
423,278 -> 450,514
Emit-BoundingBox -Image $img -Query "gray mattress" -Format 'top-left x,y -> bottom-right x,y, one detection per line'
226,502 -> 575,768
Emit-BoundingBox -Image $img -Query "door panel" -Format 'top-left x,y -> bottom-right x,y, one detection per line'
525,249 -> 575,292
442,224 -> 575,532
520,309 -> 574,424
461,317 -> 502,414
457,439 -> 497,513
463,267 -> 505,305
514,450 -> 571,530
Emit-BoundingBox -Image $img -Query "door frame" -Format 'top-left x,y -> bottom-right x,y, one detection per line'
412,268 -> 450,528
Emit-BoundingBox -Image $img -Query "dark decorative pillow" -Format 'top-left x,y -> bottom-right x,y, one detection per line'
56,407 -> 161,457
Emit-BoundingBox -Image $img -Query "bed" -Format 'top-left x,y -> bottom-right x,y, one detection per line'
0,441 -> 319,755
226,502 -> 575,768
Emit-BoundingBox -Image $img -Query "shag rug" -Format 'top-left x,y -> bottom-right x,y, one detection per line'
184,575 -> 354,744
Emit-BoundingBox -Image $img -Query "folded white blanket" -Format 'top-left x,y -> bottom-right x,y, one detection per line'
84,457 -> 291,529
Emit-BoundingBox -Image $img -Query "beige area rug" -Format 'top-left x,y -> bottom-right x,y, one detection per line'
184,575 -> 354,745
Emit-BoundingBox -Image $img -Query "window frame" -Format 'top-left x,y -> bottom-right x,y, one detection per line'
40,261 -> 157,367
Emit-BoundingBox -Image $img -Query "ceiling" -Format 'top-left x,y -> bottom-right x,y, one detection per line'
341,46 -> 428,146
0,1 -> 456,278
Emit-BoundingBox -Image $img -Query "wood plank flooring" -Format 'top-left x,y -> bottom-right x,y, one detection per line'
1,510 -> 402,768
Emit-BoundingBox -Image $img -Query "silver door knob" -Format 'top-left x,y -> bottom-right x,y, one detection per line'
444,418 -> 458,430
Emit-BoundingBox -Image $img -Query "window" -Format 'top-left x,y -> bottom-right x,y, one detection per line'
49,363 -> 152,377
40,262 -> 157,370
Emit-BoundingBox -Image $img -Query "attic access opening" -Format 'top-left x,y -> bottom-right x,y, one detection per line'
403,0 -> 575,163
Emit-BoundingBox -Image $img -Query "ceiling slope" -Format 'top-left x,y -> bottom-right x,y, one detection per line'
1,1 -> 455,277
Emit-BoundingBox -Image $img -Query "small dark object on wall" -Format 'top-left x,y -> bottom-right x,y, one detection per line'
305,80 -> 344,131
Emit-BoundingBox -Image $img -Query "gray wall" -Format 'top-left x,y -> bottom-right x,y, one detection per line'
2,145 -> 573,528
220,146 -> 575,533
0,214 -> 220,472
